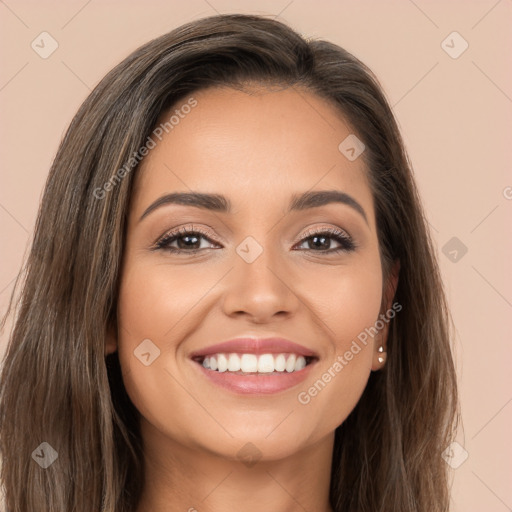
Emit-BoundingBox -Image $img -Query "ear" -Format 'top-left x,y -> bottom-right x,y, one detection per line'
105,317 -> 118,356
371,259 -> 400,371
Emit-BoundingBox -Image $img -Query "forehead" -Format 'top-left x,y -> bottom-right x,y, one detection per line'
132,85 -> 373,220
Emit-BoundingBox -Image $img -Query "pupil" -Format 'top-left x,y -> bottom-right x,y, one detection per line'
311,235 -> 329,250
178,235 -> 199,249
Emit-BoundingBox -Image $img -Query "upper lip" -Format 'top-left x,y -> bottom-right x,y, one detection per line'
189,337 -> 319,360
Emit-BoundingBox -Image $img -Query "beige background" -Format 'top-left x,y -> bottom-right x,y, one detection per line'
1,1 -> 511,510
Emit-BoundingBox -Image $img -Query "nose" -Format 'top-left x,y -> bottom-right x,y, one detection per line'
221,244 -> 300,324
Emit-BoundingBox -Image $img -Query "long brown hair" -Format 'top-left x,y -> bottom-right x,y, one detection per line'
0,13 -> 459,512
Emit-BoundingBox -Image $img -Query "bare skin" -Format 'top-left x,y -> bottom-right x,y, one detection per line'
106,85 -> 398,512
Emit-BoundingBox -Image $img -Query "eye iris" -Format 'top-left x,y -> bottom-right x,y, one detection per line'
177,234 -> 200,249
309,235 -> 330,250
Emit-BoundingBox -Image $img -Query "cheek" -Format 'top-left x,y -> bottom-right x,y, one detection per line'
117,260 -> 204,337
293,255 -> 383,432
116,258 -> 182,320
301,253 -> 383,349
333,265 -> 383,347
114,261 -> 188,414
115,256 -> 229,426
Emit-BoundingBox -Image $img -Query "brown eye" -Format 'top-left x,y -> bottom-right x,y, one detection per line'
154,226 -> 221,254
294,228 -> 356,253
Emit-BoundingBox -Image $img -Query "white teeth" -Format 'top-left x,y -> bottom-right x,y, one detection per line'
257,354 -> 275,373
227,353 -> 241,372
295,356 -> 306,371
240,354 -> 258,373
217,354 -> 228,373
200,353 -> 309,373
274,354 -> 286,372
285,354 -> 296,372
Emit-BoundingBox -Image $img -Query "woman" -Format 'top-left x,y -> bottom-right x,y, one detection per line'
0,13 -> 459,512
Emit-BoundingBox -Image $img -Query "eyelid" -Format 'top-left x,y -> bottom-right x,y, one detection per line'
292,225 -> 353,244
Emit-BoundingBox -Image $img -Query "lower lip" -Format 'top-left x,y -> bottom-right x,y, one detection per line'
192,359 -> 317,395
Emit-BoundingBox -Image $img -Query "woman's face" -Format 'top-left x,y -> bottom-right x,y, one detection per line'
110,85 -> 395,461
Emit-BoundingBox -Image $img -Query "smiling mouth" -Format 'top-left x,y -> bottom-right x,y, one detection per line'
192,353 -> 317,375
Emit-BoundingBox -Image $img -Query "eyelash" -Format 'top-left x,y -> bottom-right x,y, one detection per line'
153,224 -> 356,255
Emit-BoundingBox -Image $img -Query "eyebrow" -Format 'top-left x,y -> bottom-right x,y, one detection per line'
139,190 -> 368,224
